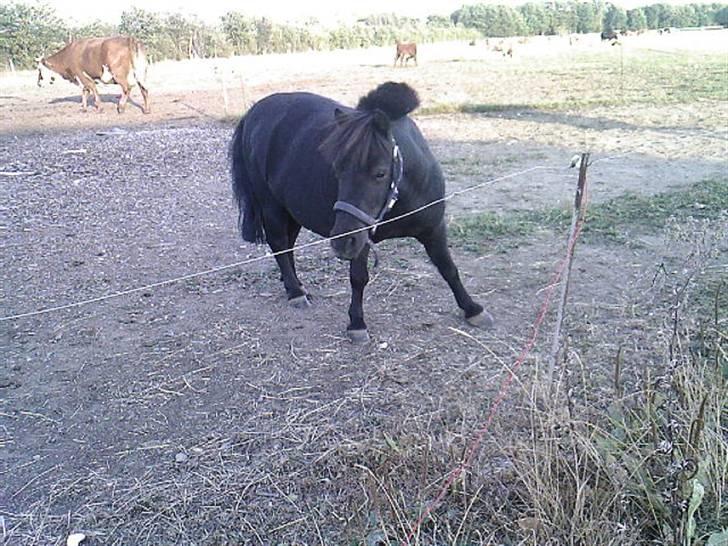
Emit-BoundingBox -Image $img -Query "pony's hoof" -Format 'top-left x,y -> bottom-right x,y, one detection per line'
347,329 -> 370,344
288,295 -> 311,308
466,310 -> 494,329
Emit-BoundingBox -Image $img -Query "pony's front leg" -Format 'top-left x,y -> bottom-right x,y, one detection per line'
347,245 -> 370,343
418,222 -> 494,328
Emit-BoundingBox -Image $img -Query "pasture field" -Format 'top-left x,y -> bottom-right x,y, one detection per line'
1,31 -> 726,544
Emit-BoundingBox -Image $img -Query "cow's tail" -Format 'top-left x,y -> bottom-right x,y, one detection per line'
230,116 -> 265,244
130,38 -> 148,89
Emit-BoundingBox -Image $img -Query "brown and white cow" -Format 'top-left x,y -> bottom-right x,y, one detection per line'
37,36 -> 150,114
394,42 -> 418,67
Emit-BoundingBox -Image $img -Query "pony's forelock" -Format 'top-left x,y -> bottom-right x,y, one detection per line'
320,110 -> 389,172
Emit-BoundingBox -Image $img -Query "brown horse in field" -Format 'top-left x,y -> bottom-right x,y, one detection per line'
394,42 -> 417,67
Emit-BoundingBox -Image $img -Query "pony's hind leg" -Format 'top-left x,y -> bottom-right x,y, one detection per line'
347,245 -> 370,343
263,209 -> 309,307
286,222 -> 304,287
418,222 -> 493,328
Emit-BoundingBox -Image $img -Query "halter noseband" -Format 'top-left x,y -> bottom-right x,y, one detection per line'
333,138 -> 403,236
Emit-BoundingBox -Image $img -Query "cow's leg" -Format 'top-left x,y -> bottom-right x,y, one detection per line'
417,221 -> 493,328
78,74 -> 103,112
125,67 -> 151,114
137,82 -> 151,114
117,81 -> 130,113
90,83 -> 103,112
80,88 -> 89,112
347,245 -> 370,343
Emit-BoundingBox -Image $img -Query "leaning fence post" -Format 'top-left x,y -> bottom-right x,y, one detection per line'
546,152 -> 590,394
221,67 -> 229,117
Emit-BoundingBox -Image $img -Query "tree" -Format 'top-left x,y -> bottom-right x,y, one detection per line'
520,3 -> 551,35
642,3 -> 675,28
626,8 -> 647,30
164,13 -> 195,60
576,2 -> 601,33
672,5 -> 698,26
603,3 -> 627,31
456,3 -> 527,36
119,7 -> 164,59
548,2 -> 579,34
254,18 -> 273,54
717,5 -> 728,26
426,15 -> 452,27
220,12 -> 257,55
71,20 -> 117,40
0,2 -> 67,69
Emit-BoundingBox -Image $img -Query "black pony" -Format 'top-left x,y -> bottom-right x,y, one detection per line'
230,82 -> 492,342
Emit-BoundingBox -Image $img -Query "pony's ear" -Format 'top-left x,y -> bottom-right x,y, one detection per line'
372,109 -> 390,134
334,108 -> 348,126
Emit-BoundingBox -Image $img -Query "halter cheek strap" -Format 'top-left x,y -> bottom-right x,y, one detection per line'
332,201 -> 378,226
333,139 -> 403,236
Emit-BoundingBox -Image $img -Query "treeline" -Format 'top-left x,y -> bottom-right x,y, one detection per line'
1,1 -> 727,70
0,3 -> 477,70
452,2 -> 728,37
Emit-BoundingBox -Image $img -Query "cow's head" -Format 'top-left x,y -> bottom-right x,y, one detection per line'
36,58 -> 56,87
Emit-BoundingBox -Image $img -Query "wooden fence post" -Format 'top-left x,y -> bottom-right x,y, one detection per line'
221,68 -> 229,117
546,152 -> 590,394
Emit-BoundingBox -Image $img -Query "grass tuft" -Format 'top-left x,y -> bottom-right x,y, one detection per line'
452,178 -> 728,251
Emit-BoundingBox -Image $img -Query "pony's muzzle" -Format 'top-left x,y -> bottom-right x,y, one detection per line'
331,232 -> 368,261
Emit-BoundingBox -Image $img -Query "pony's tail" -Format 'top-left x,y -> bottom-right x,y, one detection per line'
230,117 -> 265,244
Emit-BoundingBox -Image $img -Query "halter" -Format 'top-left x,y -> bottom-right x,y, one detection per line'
333,137 -> 403,236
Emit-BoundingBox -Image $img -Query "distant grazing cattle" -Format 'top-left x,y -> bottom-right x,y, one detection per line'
37,36 -> 150,114
492,42 -> 513,57
394,42 -> 417,67
600,30 -> 619,42
658,27 -> 671,35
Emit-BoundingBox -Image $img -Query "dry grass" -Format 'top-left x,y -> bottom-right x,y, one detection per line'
342,217 -> 728,545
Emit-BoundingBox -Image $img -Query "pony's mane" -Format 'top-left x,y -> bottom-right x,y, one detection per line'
320,82 -> 419,171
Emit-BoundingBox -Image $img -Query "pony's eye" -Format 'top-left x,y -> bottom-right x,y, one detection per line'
375,170 -> 387,179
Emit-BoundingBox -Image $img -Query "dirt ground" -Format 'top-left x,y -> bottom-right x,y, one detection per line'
1,33 -> 726,544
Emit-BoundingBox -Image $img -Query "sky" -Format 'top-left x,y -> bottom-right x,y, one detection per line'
42,0 -> 698,25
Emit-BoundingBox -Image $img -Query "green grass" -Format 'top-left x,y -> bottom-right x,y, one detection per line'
420,99 -> 623,116
452,179 -> 728,251
420,50 -> 727,116
450,211 -> 535,252
420,102 -> 543,115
